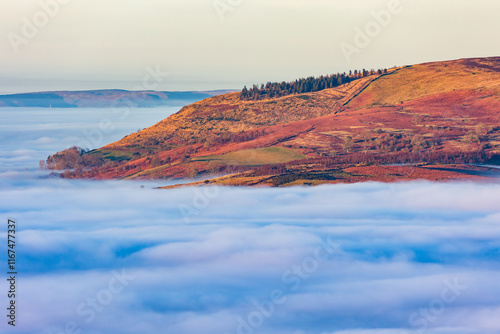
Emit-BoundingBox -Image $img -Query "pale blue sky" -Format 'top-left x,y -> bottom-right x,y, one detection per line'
1,0 -> 499,93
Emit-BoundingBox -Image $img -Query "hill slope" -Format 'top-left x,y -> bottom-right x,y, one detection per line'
46,57 -> 500,186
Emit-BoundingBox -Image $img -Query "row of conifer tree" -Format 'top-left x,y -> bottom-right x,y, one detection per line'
241,68 -> 388,100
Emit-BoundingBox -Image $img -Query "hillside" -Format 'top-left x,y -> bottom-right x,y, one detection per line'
45,57 -> 500,186
0,90 -> 233,108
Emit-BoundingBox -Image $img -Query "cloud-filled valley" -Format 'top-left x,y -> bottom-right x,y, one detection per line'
1,105 -> 499,334
1,175 -> 500,334
2,0 -> 500,332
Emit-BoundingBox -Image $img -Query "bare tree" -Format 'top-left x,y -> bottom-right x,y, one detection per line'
342,136 -> 353,153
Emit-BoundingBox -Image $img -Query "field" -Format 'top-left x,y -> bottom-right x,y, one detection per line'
193,147 -> 306,166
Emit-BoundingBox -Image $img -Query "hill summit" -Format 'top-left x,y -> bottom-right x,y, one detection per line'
46,57 -> 500,186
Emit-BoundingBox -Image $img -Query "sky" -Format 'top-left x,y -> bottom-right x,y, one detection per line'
1,0 -> 500,93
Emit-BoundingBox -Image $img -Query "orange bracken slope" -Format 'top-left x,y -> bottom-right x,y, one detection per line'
50,57 -> 500,185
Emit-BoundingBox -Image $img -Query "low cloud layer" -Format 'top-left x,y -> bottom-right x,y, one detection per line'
1,175 -> 500,334
0,106 -> 181,172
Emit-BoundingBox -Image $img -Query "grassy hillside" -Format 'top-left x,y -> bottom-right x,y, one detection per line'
45,57 -> 500,185
349,58 -> 500,108
193,147 -> 307,166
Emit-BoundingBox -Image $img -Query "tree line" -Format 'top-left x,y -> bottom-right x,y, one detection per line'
252,151 -> 494,176
41,147 -> 104,170
241,68 -> 388,100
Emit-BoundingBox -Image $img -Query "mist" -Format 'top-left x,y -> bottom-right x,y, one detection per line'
0,106 -> 183,173
1,175 -> 500,334
1,101 -> 499,334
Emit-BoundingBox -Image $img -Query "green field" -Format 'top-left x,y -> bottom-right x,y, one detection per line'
89,149 -> 135,162
194,147 -> 306,166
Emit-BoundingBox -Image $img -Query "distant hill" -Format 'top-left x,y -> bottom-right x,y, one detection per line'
0,89 -> 235,108
45,57 -> 500,186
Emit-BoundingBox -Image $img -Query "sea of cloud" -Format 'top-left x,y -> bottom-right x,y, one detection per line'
0,106 -> 182,172
1,173 -> 500,334
1,106 -> 499,334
